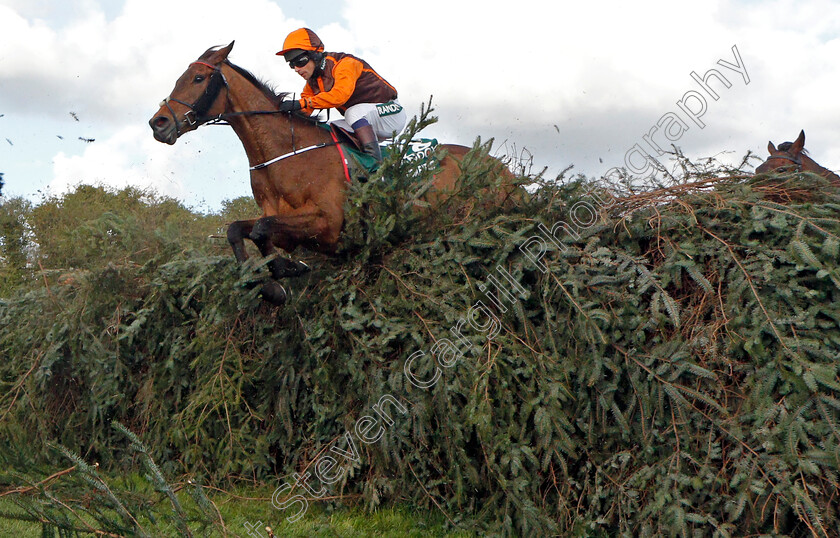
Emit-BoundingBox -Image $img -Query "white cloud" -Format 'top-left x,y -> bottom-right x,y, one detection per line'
47,123 -> 254,210
49,124 -> 186,198
2,0 -> 839,211
341,0 -> 732,113
0,0 -> 300,121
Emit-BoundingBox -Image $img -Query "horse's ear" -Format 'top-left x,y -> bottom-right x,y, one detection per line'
206,41 -> 235,65
767,141 -> 777,154
791,130 -> 805,154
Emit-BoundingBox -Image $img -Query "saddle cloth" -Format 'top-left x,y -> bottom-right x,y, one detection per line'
324,123 -> 440,182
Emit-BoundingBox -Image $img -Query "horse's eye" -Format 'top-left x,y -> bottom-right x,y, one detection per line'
193,75 -> 205,83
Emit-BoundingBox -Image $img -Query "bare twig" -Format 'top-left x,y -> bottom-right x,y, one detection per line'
0,465 -> 77,498
407,461 -> 455,526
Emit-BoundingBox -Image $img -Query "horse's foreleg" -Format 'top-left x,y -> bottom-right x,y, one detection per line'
250,207 -> 331,279
227,219 -> 257,262
226,218 -> 288,305
249,221 -> 314,280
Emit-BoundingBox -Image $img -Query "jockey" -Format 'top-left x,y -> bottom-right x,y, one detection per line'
276,28 -> 406,165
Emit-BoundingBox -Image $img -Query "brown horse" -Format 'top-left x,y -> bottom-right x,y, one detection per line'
755,130 -> 840,183
149,42 -> 504,305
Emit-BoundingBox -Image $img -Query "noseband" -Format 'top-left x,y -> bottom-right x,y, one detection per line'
159,61 -> 229,135
770,153 -> 802,166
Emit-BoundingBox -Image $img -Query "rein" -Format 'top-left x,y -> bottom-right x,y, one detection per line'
159,60 -> 336,170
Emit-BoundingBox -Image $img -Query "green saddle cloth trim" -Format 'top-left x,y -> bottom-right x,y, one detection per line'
347,138 -> 440,177
315,121 -> 439,179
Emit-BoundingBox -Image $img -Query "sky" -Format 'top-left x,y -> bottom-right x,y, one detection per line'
0,0 -> 838,212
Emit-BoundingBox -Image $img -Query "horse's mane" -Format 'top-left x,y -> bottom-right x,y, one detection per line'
195,46 -> 282,106
225,61 -> 283,106
227,66 -> 321,125
778,141 -> 809,155
198,46 -> 323,125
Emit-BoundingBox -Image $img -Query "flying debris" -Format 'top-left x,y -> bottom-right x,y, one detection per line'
70,112 -> 79,121
0,114 -> 4,118
79,137 -> 95,143
56,135 -> 64,140
5,138 -> 12,146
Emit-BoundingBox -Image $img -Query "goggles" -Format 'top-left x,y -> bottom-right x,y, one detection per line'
288,54 -> 311,69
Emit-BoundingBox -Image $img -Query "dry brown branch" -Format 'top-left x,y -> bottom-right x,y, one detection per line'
0,465 -> 77,498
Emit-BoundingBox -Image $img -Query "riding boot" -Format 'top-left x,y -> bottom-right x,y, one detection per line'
354,123 -> 382,167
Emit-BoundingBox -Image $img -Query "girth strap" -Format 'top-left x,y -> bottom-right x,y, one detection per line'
249,142 -> 336,171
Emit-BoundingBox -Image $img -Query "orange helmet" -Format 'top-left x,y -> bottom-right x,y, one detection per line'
276,28 -> 325,60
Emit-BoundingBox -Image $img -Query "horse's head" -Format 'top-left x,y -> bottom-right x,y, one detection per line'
755,129 -> 806,175
149,41 -> 235,145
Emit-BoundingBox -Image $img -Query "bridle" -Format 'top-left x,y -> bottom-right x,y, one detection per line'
766,152 -> 802,171
159,61 -> 230,136
158,60 -> 337,171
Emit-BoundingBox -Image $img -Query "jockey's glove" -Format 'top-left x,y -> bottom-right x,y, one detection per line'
278,99 -> 302,113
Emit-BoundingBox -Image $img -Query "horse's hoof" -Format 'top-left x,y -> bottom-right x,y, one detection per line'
272,258 -> 311,279
283,260 -> 310,278
295,261 -> 311,276
259,280 -> 287,305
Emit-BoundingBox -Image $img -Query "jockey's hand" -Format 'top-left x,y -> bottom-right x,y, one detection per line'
278,100 -> 302,113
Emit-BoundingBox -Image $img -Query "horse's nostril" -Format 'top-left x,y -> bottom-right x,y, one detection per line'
153,116 -> 169,129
